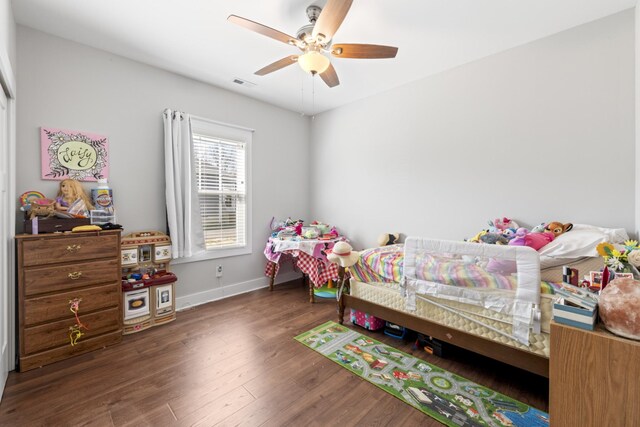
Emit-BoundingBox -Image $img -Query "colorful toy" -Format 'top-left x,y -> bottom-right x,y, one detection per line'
19,190 -> 45,207
509,227 -> 554,251
311,221 -> 331,235
545,222 -> 573,238
467,230 -> 488,243
501,228 -> 517,241
490,217 -> 519,231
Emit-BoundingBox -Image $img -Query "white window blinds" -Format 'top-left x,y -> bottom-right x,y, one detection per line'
193,134 -> 247,250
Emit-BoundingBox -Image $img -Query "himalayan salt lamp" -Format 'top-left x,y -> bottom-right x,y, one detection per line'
599,277 -> 640,340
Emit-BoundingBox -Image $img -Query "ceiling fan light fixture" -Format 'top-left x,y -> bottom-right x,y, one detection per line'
298,51 -> 330,74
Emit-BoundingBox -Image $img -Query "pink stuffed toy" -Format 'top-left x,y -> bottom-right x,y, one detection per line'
492,217 -> 519,231
508,227 -> 554,251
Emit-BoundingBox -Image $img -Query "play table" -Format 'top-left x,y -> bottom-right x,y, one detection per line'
264,236 -> 346,302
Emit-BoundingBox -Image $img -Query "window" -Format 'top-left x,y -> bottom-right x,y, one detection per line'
190,117 -> 252,259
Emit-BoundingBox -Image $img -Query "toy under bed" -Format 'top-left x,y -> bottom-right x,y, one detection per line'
339,237 -> 606,377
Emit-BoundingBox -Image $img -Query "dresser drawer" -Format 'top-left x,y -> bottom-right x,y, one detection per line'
24,283 -> 120,326
19,330 -> 122,372
21,233 -> 119,267
23,258 -> 120,296
23,307 -> 120,355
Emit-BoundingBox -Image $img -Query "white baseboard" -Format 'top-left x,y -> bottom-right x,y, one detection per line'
175,271 -> 302,311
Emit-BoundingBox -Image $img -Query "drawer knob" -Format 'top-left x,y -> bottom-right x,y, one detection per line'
66,244 -> 82,252
68,271 -> 83,280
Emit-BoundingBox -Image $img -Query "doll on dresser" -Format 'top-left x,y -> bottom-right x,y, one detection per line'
55,179 -> 93,217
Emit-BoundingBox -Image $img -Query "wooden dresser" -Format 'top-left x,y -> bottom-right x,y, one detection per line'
550,321 -> 640,426
16,230 -> 123,371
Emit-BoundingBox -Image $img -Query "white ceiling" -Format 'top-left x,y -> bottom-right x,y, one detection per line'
12,0 -> 636,115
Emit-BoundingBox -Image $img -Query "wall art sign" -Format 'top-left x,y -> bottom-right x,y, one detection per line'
40,127 -> 109,181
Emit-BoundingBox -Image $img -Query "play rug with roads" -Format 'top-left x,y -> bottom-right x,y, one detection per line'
295,321 -> 549,427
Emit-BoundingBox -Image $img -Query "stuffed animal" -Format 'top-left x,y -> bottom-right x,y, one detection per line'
501,228 -> 517,241
377,233 -> 399,246
29,200 -> 56,219
531,223 -> 546,233
491,217 -> 520,231
545,222 -> 573,238
467,230 -> 488,243
509,227 -> 554,251
480,233 -> 509,245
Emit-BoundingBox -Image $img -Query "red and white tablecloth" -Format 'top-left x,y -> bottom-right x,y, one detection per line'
264,237 -> 344,287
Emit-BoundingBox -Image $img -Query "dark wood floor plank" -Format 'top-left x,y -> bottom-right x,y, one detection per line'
176,385 -> 255,426
0,280 -> 548,426
213,378 -> 306,427
121,404 -> 178,427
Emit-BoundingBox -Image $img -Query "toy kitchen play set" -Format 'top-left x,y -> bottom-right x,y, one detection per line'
121,231 -> 178,334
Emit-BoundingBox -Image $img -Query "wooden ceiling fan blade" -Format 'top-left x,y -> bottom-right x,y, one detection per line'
319,63 -> 340,88
255,56 -> 298,76
312,0 -> 353,42
331,44 -> 398,59
228,15 -> 298,46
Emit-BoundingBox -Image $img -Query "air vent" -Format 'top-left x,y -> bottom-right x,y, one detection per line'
232,78 -> 256,88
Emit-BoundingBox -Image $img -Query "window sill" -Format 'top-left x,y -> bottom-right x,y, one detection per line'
171,246 -> 252,264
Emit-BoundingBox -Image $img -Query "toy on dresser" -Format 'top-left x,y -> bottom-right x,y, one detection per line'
121,231 -> 178,334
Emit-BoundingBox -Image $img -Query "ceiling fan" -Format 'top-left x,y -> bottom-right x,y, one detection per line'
228,0 -> 398,88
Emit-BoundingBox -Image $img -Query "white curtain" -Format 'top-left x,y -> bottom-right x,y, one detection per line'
163,109 -> 206,259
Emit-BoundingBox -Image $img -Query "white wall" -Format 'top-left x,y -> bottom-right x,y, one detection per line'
0,0 -> 16,82
311,10 -> 635,249
16,26 -> 310,305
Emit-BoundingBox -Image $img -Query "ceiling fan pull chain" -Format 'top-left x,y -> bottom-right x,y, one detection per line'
312,74 -> 315,120
300,70 -> 305,116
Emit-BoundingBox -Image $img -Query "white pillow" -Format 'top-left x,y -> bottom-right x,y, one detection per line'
539,224 -> 629,260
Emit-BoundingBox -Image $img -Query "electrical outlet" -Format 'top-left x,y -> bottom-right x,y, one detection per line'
216,265 -> 223,277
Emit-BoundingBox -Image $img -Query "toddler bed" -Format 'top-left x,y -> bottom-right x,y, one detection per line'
338,226 -> 626,377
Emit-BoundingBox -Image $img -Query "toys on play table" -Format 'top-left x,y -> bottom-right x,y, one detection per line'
270,217 -> 341,240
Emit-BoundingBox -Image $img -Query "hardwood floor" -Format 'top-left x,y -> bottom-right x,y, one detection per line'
0,279 -> 549,426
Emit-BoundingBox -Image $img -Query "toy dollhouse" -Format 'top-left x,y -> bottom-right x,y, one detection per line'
121,231 -> 177,334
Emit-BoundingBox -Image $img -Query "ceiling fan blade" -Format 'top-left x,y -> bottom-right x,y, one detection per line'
228,15 -> 298,46
255,56 -> 299,76
331,44 -> 398,59
319,63 -> 340,88
312,0 -> 353,42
